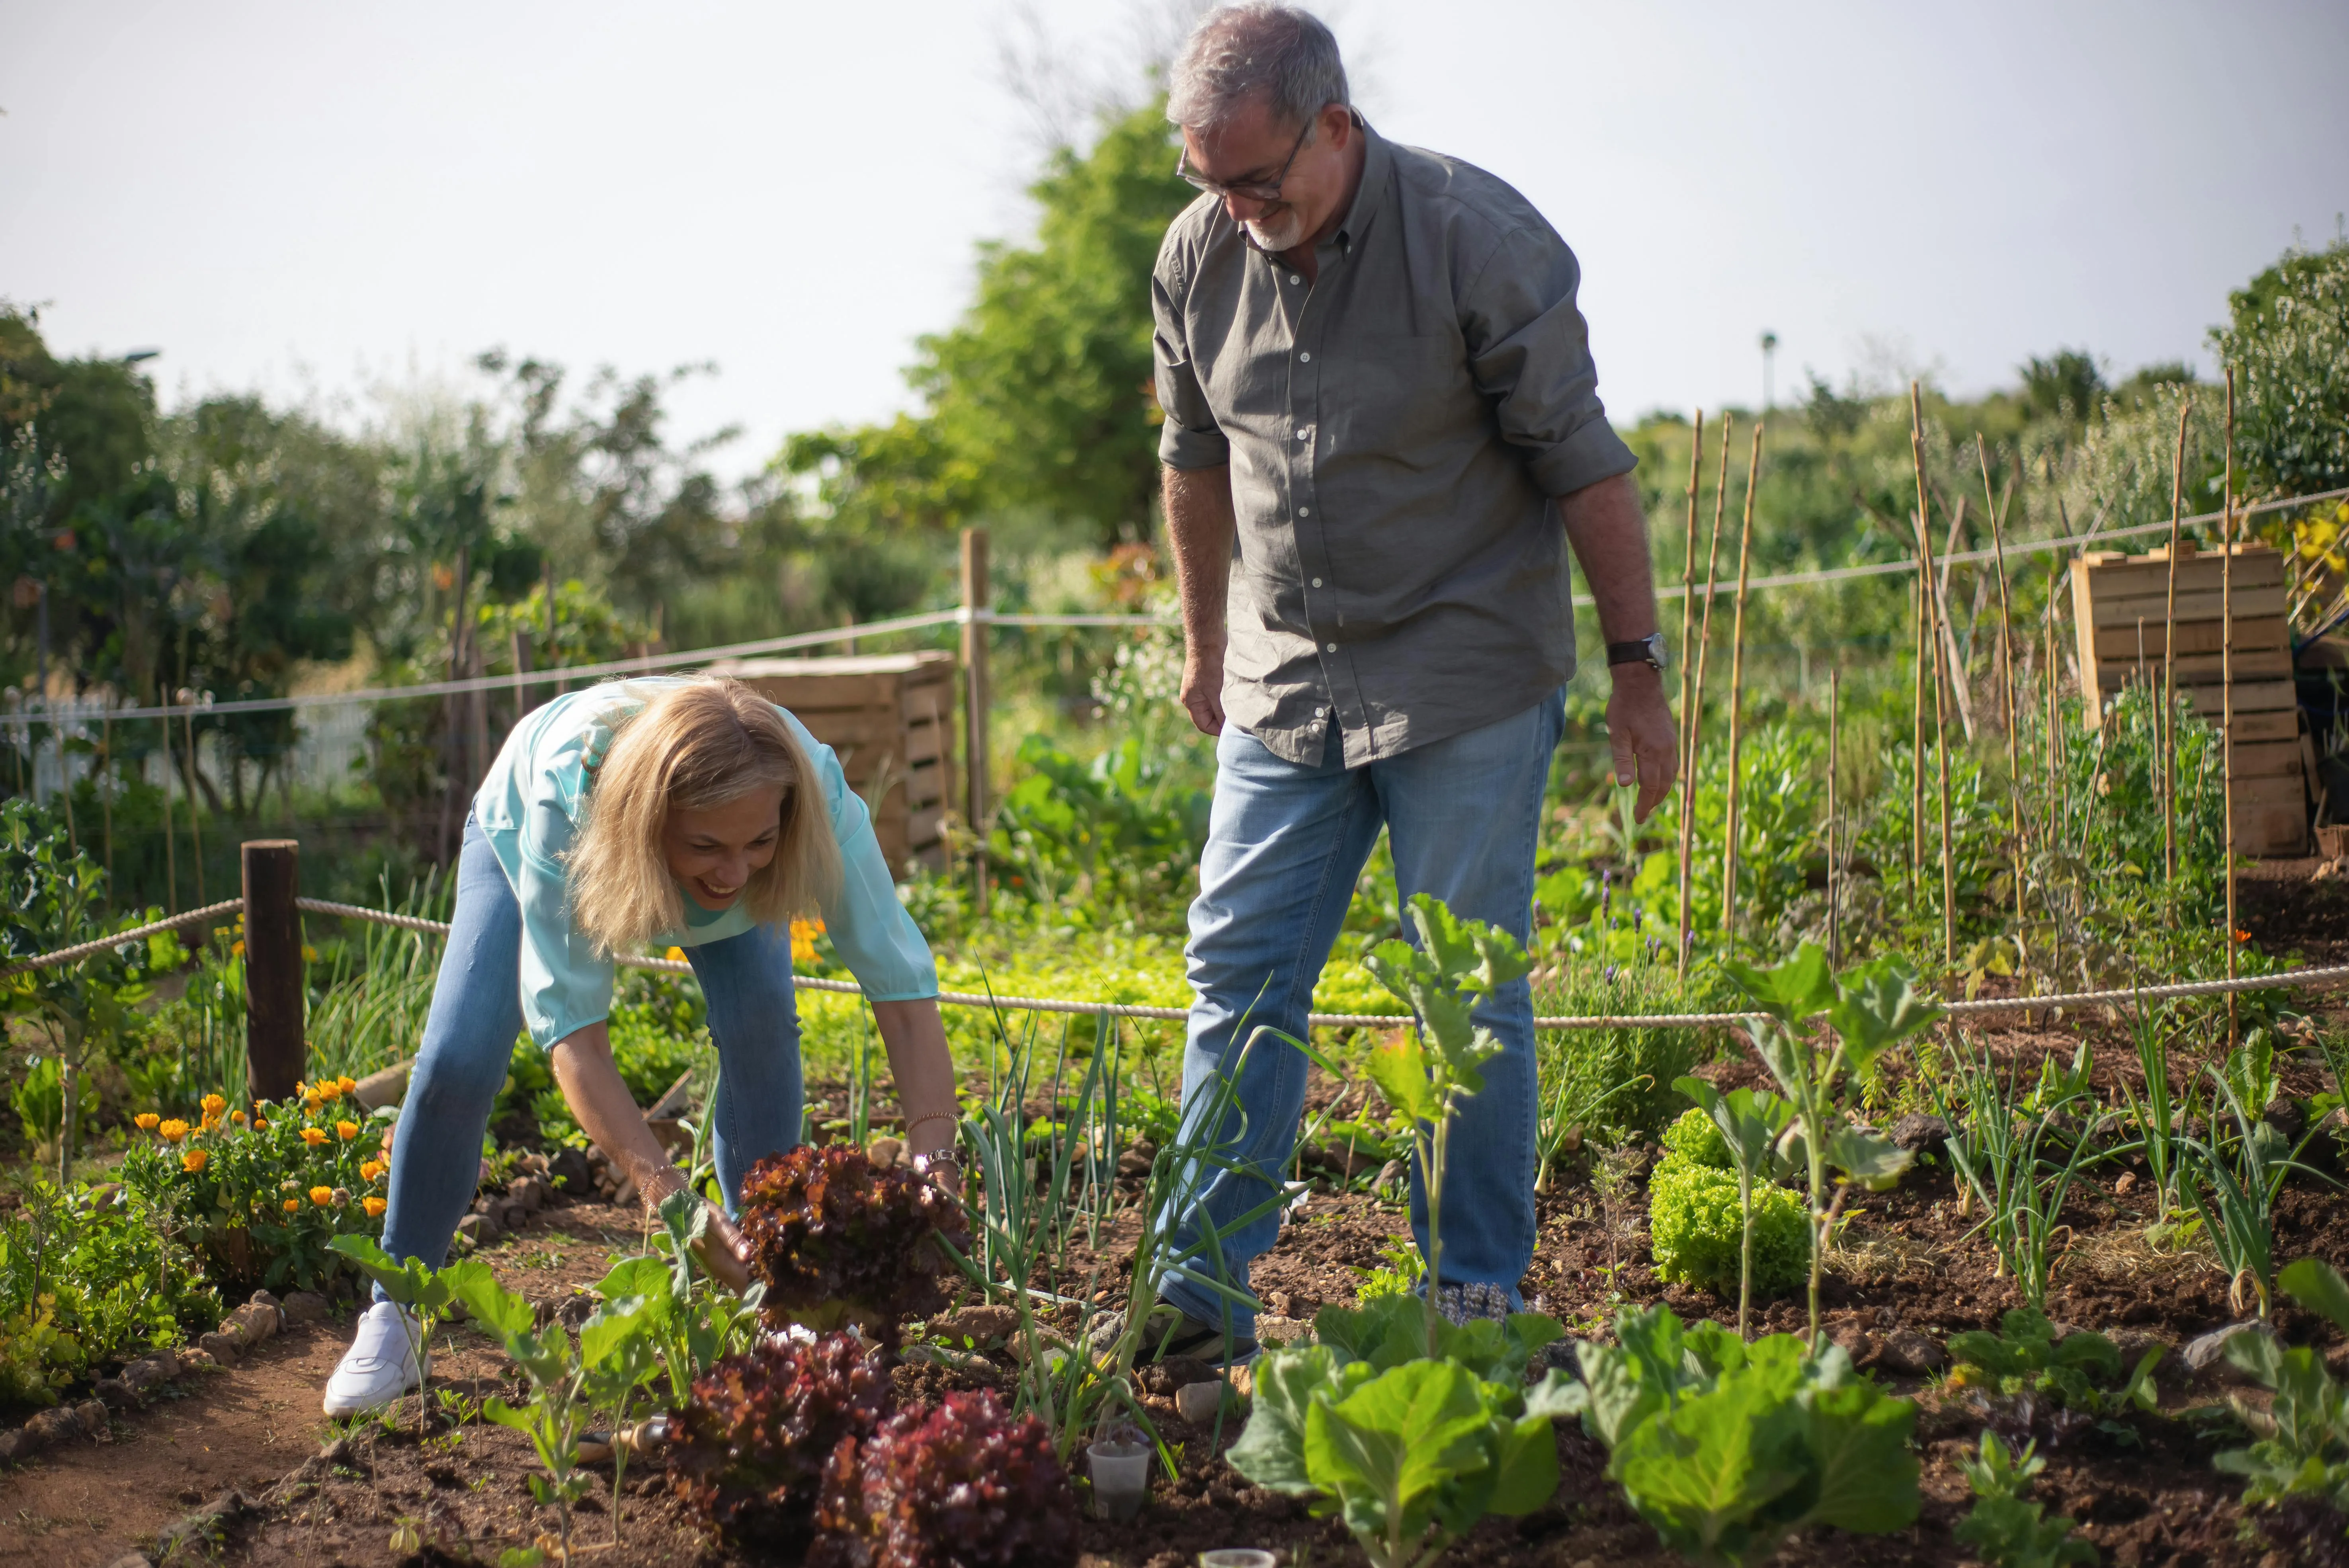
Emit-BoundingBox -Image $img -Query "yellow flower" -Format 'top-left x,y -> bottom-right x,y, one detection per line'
359,1160 -> 386,1183
252,1118 -> 268,1131
182,1149 -> 209,1174
300,1127 -> 329,1146
336,1120 -> 359,1142
157,1119 -> 189,1143
231,1109 -> 246,1125
363,1196 -> 387,1218
663,946 -> 686,962
230,939 -> 244,958
302,945 -> 317,963
790,916 -> 826,965
134,1113 -> 160,1133
201,1093 -> 227,1117
309,1186 -> 334,1207
294,1080 -> 308,1098
336,1076 -> 357,1095
283,1198 -> 301,1213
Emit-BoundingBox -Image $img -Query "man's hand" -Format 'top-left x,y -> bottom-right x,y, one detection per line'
1607,663 -> 1679,822
1181,632 -> 1228,736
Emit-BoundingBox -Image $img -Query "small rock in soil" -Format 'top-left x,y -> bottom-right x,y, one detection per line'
549,1146 -> 593,1191
1117,1143 -> 1156,1177
1878,1327 -> 1946,1375
2184,1320 -> 2270,1384
2115,1171 -> 2138,1196
0,1429 -> 26,1463
178,1346 -> 218,1371
866,1136 -> 904,1168
928,1304 -> 1019,1344
280,1290 -> 330,1324
76,1399 -> 108,1435
1375,1158 -> 1408,1196
1174,1381 -> 1243,1424
1142,1356 -> 1217,1397
196,1331 -> 241,1366
102,1553 -> 151,1568
94,1377 -> 135,1409
1889,1112 -> 1950,1152
457,1213 -> 498,1246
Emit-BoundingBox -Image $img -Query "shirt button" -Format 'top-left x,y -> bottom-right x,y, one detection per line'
1316,705 -> 1328,717
1324,642 -> 1337,653
1295,429 -> 1308,441
1298,506 -> 1310,517
1289,273 -> 1302,284
1299,351 -> 1311,363
1311,577 -> 1323,587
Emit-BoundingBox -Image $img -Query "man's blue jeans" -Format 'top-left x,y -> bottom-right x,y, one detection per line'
1158,692 -> 1564,1338
377,816 -> 806,1283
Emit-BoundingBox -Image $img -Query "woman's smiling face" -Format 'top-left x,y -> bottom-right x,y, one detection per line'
662,786 -> 785,910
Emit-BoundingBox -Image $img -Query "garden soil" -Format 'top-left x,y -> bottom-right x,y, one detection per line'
9,858 -> 2348,1566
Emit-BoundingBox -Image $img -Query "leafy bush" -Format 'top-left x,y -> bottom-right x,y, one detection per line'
1648,1162 -> 1808,1298
1661,1106 -> 1732,1170
0,1178 -> 218,1411
1559,1304 -> 1919,1568
1533,959 -> 1710,1143
2216,1258 -> 2349,1514
121,1075 -> 388,1292
813,1388 -> 1078,1568
1954,1430 -> 2096,1568
669,1332 -> 894,1548
736,1146 -> 970,1347
1947,1306 -> 2161,1422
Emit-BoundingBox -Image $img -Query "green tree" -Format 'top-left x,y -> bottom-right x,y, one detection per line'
784,97 -> 1197,548
2212,238 -> 2349,498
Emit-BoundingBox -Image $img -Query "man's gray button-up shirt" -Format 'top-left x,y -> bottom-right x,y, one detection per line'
1152,123 -> 1637,767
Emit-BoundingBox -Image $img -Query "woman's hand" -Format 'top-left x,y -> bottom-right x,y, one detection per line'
641,1166 -> 752,1293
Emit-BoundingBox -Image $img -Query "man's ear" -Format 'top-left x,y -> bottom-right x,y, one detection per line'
1320,103 -> 1354,148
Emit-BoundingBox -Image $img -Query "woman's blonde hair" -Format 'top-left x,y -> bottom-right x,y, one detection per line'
567,678 -> 842,956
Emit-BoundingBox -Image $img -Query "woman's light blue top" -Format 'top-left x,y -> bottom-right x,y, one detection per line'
471,678 -> 939,1049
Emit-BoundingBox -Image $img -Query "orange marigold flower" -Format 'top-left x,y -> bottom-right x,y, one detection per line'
134,1113 -> 160,1133
336,1120 -> 359,1141
309,1186 -> 334,1207
252,1118 -> 268,1131
231,1109 -> 247,1124
363,1196 -> 387,1218
336,1076 -> 357,1095
182,1149 -> 209,1174
359,1160 -> 386,1183
200,1093 -> 227,1117
283,1198 -> 301,1213
158,1119 -> 190,1142
300,1127 -> 329,1146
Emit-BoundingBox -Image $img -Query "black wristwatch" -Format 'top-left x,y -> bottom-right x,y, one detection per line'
1607,633 -> 1668,672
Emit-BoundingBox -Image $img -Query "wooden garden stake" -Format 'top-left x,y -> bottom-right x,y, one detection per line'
2044,566 -> 2061,840
1979,435 -> 2025,926
1674,411 -> 1706,974
1683,414 -> 1734,969
2162,397 -> 2191,882
1911,385 -> 1955,961
242,839 -> 305,1104
160,701 -> 179,915
184,695 -> 205,905
1911,528 -> 1928,890
2223,370 -> 2238,1038
1721,421 -> 1764,941
1827,666 -> 1841,970
961,527 -> 992,916
100,710 -> 113,898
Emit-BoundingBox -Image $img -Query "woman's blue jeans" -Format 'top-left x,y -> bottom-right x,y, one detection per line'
377,816 -> 804,1282
1157,693 -> 1564,1338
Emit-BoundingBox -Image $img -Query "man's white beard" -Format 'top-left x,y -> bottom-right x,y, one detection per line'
1243,207 -> 1307,252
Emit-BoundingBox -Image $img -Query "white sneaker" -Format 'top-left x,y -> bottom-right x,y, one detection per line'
322,1301 -> 428,1416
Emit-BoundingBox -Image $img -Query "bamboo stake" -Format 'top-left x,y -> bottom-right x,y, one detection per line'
2044,567 -> 2061,844
2162,397 -> 2191,882
1979,436 -> 2025,926
2223,369 -> 2238,1041
1827,666 -> 1842,970
1684,414 -> 1734,966
1911,385 -> 1955,961
1911,529 -> 1928,890
1674,411 -> 1706,975
1722,421 -> 1764,941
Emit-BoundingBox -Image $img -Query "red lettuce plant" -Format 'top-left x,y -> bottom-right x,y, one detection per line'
812,1390 -> 1079,1568
736,1145 -> 971,1346
669,1331 -> 893,1547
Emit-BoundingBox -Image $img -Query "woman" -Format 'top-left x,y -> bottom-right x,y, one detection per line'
323,676 -> 960,1415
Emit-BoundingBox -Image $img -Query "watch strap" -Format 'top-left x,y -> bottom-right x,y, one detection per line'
1607,635 -> 1664,669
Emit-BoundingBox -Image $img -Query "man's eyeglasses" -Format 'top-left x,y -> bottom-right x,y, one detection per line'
1176,115 -> 1314,205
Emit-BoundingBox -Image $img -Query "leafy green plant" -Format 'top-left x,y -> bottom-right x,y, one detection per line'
0,1177 -> 217,1409
594,1190 -> 766,1404
1723,943 -> 1939,1347
1228,1294 -> 1579,1568
1362,892 -> 1532,1358
1671,1078 -> 1800,1336
2120,996 -> 2188,1216
2214,1257 -> 2349,1512
1648,1162 -> 1809,1305
326,1232 -> 457,1433
1555,1303 -> 1919,1568
736,1144 -> 970,1348
813,1388 -> 1080,1568
670,1330 -> 894,1550
1946,1307 -> 2162,1425
1953,1430 -> 2097,1568
2180,1060 -> 2325,1317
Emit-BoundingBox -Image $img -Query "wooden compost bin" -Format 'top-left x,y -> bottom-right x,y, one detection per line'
2069,541 -> 2307,856
705,652 -> 955,875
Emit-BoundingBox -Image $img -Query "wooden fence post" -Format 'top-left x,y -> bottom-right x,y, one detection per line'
242,839 -> 305,1103
960,528 -> 991,915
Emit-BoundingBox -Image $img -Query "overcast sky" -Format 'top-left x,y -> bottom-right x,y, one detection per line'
5,0 -> 2343,482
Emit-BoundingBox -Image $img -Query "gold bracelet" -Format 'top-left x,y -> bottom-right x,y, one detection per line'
904,1110 -> 959,1136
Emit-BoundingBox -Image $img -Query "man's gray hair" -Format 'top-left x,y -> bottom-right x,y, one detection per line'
1166,4 -> 1349,132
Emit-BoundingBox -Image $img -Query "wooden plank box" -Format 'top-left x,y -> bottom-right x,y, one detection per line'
708,652 -> 957,875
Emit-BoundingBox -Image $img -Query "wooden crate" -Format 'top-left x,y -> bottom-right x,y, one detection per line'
2070,541 -> 2307,855
707,652 -> 956,875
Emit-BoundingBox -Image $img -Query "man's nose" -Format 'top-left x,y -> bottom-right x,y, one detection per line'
1222,191 -> 1273,224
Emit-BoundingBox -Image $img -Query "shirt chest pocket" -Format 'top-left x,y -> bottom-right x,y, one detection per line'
1321,334 -> 1470,465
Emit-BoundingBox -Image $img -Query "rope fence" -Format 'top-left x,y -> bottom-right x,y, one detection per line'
9,892 -> 2335,1031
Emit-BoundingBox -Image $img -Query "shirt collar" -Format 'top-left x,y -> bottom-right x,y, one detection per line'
1325,115 -> 1389,258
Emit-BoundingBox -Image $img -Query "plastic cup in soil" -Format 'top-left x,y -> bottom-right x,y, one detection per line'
1199,1553 -> 1277,1568
1087,1439 -> 1152,1521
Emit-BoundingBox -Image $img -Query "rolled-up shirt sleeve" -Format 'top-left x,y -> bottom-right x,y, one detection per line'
798,723 -> 939,1002
1153,241 -> 1231,471
1463,225 -> 1637,498
515,775 -> 616,1049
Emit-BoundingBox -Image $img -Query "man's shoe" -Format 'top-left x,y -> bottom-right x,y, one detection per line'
1087,1302 -> 1258,1368
322,1301 -> 427,1416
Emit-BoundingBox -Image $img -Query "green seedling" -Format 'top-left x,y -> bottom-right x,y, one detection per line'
1724,943 -> 1941,1348
1945,1307 -> 2161,1435
1953,1430 -> 2096,1568
1363,893 -> 1533,1357
2215,1257 -> 2349,1511
2179,1064 -> 2326,1318
1673,1077 -> 1796,1338
326,1233 -> 457,1434
596,1190 -> 765,1404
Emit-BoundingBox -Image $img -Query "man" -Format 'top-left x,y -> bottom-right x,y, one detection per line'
1138,2 -> 1677,1363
